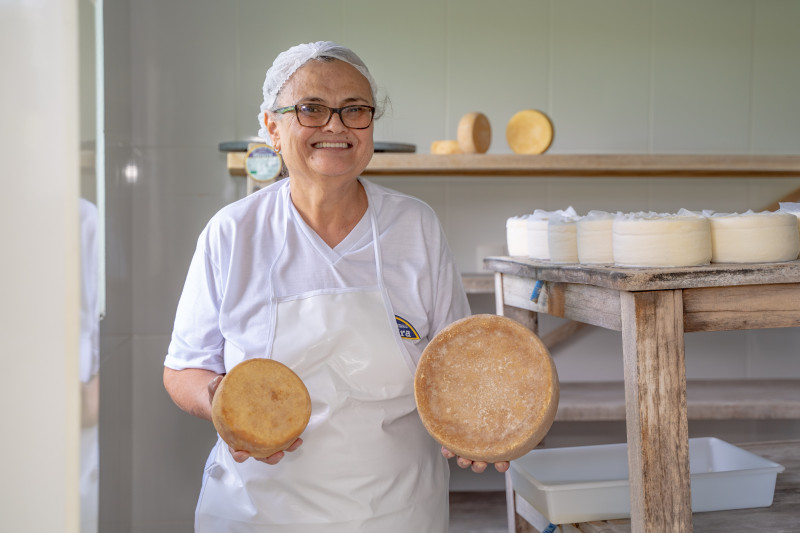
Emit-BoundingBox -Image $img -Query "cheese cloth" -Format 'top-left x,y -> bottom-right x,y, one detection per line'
257,41 -> 379,140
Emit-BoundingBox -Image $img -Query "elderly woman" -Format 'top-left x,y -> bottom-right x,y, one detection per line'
163,41 -> 507,532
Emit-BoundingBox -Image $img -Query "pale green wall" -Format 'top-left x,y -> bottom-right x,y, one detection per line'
232,0 -> 800,154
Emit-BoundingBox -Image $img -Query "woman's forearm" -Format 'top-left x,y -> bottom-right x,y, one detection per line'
163,367 -> 221,422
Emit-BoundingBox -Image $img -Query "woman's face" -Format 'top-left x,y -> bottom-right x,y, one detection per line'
267,59 -> 374,184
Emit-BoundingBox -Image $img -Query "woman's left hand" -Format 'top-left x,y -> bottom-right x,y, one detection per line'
441,446 -> 509,473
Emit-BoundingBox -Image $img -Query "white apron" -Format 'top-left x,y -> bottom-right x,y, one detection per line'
195,197 -> 449,532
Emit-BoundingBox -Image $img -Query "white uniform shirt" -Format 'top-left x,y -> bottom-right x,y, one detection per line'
165,178 -> 470,373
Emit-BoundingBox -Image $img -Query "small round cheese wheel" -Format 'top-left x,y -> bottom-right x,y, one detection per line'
211,358 -> 311,458
613,215 -> 712,267
506,109 -> 554,154
415,314 -> 559,463
709,212 -> 800,263
431,140 -> 462,154
457,112 -> 492,154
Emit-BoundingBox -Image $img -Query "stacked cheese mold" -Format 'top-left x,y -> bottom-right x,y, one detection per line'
780,202 -> 800,238
548,211 -> 581,263
612,210 -> 712,267
506,215 -> 531,256
527,207 -> 578,261
577,211 -> 616,264
505,207 -> 800,267
707,210 -> 800,263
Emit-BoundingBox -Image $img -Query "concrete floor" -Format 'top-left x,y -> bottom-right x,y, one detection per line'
449,491 -> 507,533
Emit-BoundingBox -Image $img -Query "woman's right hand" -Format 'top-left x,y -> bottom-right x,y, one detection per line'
207,374 -> 224,405
229,438 -> 304,465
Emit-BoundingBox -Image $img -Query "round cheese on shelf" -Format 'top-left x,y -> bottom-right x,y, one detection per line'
211,358 -> 311,458
457,112 -> 492,154
612,212 -> 712,267
577,211 -> 615,264
506,215 -> 530,256
415,314 -> 559,463
430,140 -> 462,154
506,109 -> 554,154
708,211 -> 800,263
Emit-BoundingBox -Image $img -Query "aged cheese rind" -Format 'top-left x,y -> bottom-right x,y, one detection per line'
211,358 -> 311,458
415,314 -> 559,463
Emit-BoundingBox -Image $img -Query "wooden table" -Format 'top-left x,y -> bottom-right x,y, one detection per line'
485,257 -> 800,533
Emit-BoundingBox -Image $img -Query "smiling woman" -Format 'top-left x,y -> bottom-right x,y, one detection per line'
264,57 -> 376,244
161,41 -> 501,533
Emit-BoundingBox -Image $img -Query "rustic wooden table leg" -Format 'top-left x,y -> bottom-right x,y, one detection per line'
495,273 -> 541,533
620,290 -> 692,532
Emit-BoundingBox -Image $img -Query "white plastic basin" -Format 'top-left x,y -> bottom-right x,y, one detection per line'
509,437 -> 785,524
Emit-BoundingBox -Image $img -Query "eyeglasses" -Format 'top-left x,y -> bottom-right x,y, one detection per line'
273,103 -> 375,129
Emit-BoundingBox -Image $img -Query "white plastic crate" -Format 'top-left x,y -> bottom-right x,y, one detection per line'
509,437 -> 784,525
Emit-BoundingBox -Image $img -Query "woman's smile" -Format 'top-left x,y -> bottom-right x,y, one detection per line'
312,141 -> 351,149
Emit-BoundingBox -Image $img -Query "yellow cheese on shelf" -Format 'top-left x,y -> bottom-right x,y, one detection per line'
506,109 -> 554,154
431,140 -> 462,154
457,112 -> 492,154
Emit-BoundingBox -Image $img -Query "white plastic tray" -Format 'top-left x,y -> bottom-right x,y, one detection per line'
509,437 -> 784,524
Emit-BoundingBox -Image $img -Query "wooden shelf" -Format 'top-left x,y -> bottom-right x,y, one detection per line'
556,379 -> 800,421
227,152 -> 800,178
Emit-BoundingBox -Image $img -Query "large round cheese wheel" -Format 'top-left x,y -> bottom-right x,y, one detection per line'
709,212 -> 800,263
613,214 -> 712,267
415,314 -> 559,463
211,358 -> 311,458
506,109 -> 554,154
457,112 -> 492,154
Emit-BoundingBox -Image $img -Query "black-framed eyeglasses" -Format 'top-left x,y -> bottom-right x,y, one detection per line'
273,103 -> 376,129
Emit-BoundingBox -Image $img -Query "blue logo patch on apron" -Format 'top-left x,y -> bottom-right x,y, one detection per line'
395,315 -> 420,340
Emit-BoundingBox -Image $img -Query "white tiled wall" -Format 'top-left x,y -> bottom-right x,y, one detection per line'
102,0 -> 800,530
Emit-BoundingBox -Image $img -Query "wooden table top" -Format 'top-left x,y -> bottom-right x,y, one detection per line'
484,257 -> 800,291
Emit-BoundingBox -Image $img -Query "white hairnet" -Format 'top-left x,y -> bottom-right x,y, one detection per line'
257,41 -> 379,140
